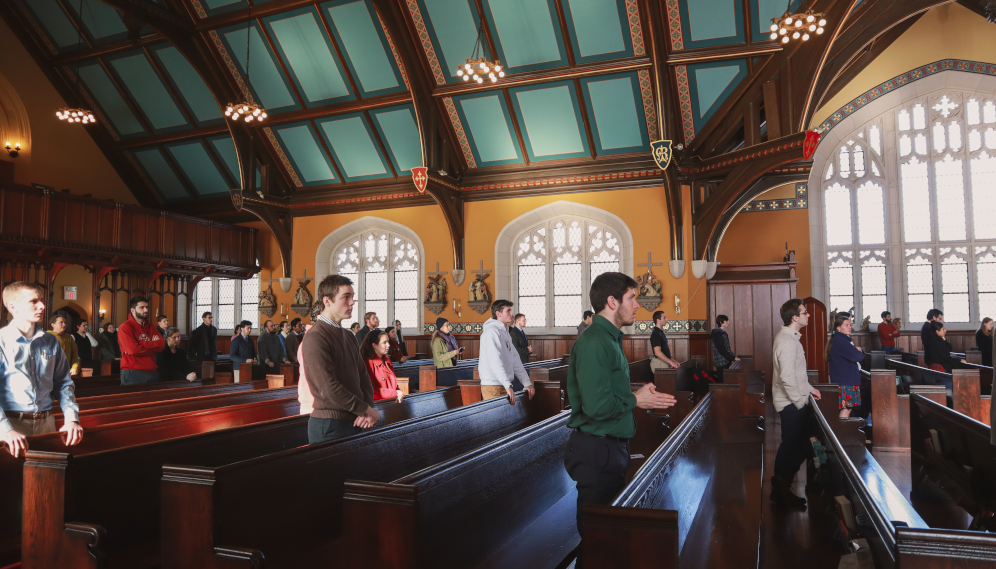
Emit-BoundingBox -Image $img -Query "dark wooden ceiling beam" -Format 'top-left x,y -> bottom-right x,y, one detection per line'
50,33 -> 165,65
432,57 -> 651,98
667,42 -> 782,64
111,123 -> 231,150
254,92 -> 412,127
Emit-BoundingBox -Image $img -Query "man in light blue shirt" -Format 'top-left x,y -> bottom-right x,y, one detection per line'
1,282 -> 83,457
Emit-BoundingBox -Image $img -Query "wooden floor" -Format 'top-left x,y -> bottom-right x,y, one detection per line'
758,400 -> 844,569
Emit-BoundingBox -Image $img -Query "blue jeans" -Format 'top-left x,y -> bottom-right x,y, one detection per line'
308,417 -> 361,444
883,346 -> 901,355
121,369 -> 159,385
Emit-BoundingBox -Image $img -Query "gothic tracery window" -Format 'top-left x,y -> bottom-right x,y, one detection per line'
515,217 -> 622,330
816,86 -> 996,326
333,230 -> 420,329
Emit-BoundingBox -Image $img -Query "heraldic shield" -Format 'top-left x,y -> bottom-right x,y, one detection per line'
229,187 -> 244,211
651,140 -> 673,170
803,130 -> 822,161
412,167 -> 428,193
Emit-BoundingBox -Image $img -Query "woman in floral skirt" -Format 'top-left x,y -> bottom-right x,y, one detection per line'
825,312 -> 864,418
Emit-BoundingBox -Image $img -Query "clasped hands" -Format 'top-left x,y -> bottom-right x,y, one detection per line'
353,405 -> 382,429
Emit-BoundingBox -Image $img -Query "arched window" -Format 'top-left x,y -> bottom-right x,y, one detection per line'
192,274 -> 259,334
513,217 -> 623,329
332,230 -> 420,329
811,77 -> 996,327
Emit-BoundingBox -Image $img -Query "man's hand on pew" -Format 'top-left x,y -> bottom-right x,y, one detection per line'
396,390 -> 404,403
506,386 -> 517,406
2,429 -> 28,457
60,421 -> 83,446
810,389 -> 822,400
634,382 -> 677,410
353,406 -> 382,429
186,373 -> 197,382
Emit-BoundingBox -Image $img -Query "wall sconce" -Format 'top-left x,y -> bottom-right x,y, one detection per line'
98,309 -> 106,324
5,142 -> 20,158
452,299 -> 462,318
674,294 -> 682,315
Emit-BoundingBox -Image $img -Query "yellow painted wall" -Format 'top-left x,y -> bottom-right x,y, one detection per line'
249,186 -> 710,328
812,3 -> 996,128
0,17 -> 137,203
51,265 -> 93,320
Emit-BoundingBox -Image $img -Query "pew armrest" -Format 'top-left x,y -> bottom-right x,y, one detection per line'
214,546 -> 265,568
64,522 -> 106,558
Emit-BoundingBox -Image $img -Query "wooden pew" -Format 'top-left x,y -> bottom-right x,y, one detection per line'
911,393 -> 996,531
808,386 -> 996,567
56,382 -> 254,412
954,361 -> 993,395
17,387 -> 466,569
160,390 -> 558,569
952,369 -> 992,426
73,379 -> 207,398
868,368 -> 945,451
342,412 -> 576,569
579,385 -> 764,568
57,386 -> 300,428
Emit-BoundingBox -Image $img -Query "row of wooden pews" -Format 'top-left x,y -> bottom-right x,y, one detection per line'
809,383 -> 996,568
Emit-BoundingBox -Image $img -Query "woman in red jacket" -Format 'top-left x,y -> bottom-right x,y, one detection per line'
360,329 -> 404,403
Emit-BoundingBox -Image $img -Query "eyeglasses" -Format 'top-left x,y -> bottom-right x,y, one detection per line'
799,310 -> 810,316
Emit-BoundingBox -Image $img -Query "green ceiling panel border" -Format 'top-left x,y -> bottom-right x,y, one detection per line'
316,113 -> 392,182
687,58 -> 747,133
561,0 -> 632,64
77,62 -> 146,138
508,81 -> 589,162
165,140 -> 233,197
480,0 -> 567,73
151,45 -> 224,126
22,0 -> 80,52
271,122 -> 338,186
749,0 -> 800,41
452,91 -> 523,167
580,72 -> 648,155
263,7 -> 355,107
370,103 -> 423,175
416,0 -> 485,84
105,50 -> 190,133
322,0 -> 406,97
219,21 -> 300,113
202,0 -> 248,17
131,147 -> 190,202
208,134 -> 241,186
677,0 -> 745,49
65,0 -> 129,44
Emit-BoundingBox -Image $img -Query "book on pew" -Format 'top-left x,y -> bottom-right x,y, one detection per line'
835,495 -> 856,533
928,428 -> 942,453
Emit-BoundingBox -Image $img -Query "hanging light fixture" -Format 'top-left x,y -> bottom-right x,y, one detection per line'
57,0 -> 95,125
455,21 -> 503,84
769,2 -> 826,44
225,9 -> 266,123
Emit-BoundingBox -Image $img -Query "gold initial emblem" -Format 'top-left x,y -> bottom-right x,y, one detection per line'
651,140 -> 673,170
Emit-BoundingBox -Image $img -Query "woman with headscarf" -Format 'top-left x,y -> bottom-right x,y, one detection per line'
431,317 -> 462,368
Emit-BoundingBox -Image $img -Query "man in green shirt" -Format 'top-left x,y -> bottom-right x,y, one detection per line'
564,272 -> 676,546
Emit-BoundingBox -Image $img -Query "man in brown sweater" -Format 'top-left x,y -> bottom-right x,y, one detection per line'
302,274 -> 378,444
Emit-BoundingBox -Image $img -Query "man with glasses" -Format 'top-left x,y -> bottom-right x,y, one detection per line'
770,299 -> 821,508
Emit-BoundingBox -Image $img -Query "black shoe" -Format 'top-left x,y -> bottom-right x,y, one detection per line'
770,475 -> 807,508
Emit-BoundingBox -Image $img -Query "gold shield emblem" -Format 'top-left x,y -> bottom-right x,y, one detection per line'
651,140 -> 673,170
229,187 -> 244,211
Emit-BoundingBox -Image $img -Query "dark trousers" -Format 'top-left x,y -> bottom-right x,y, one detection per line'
714,364 -> 730,383
563,430 -> 630,534
883,346 -> 901,355
774,403 -> 811,480
121,369 -> 159,385
308,416 -> 362,444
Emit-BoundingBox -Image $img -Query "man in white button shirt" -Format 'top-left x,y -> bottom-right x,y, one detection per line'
0,282 -> 83,457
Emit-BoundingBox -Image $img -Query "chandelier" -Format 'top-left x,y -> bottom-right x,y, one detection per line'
56,0 -> 95,126
769,8 -> 826,43
225,9 -> 266,123
455,22 -> 503,84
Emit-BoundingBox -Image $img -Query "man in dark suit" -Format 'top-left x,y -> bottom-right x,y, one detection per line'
509,313 -> 531,365
189,312 -> 218,361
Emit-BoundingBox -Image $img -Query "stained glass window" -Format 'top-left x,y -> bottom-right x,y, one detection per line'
856,182 -> 885,245
824,183 -> 852,246
978,251 -> 996,320
195,279 -> 212,319
934,154 -> 967,241
828,255 -> 854,313
900,157 -> 931,242
240,275 -> 259,329
860,255 -> 888,322
971,152 -> 996,240
906,254 -> 934,324
218,279 -> 235,331
332,230 -> 421,330
940,253 -> 970,322
516,216 -> 623,330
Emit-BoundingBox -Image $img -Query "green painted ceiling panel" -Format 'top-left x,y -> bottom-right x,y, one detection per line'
76,1 -> 127,40
326,2 -> 399,93
167,142 -> 231,195
156,47 -> 223,123
275,125 -> 336,182
205,0 -> 241,7
110,54 -> 188,130
514,86 -> 584,156
320,117 -> 387,178
78,63 -> 145,136
211,137 -> 241,184
564,0 -> 624,57
224,27 -> 296,110
694,65 -> 741,116
422,0 -> 480,80
269,13 -> 350,103
486,0 -> 562,67
586,77 -> 642,150
459,95 -> 518,162
373,108 -> 422,173
753,0 -> 799,36
687,0 -> 737,41
133,149 -> 188,200
24,0 -> 79,49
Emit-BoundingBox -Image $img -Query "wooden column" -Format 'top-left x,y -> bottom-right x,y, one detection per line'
870,370 -> 901,451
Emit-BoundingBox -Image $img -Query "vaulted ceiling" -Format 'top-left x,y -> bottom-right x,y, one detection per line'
0,0 -> 959,244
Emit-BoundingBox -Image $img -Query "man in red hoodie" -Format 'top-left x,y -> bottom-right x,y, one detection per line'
118,296 -> 165,385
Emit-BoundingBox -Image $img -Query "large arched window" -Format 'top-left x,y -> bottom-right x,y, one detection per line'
811,74 -> 996,328
331,230 -> 420,329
